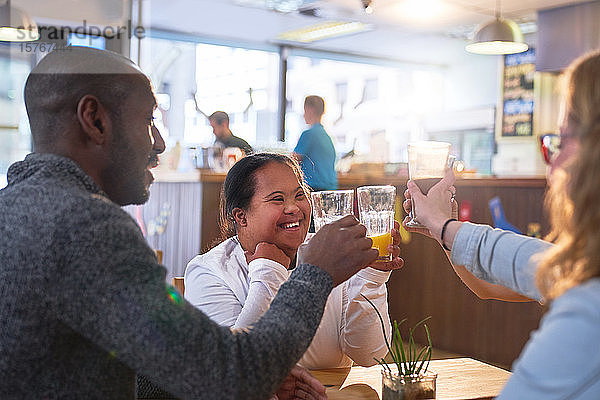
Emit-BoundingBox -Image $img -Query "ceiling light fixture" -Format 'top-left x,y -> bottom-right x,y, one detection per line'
0,0 -> 39,42
276,21 -> 372,43
465,0 -> 528,55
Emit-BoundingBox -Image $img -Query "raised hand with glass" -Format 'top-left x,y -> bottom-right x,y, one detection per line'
405,141 -> 451,228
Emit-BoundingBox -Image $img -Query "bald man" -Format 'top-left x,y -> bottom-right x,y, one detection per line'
0,47 -> 379,399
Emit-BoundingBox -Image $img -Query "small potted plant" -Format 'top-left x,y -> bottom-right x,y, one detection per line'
363,295 -> 437,400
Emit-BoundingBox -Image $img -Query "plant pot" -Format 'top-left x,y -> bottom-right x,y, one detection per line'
381,369 -> 437,400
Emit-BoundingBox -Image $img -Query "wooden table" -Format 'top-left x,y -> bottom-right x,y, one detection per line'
310,358 -> 511,400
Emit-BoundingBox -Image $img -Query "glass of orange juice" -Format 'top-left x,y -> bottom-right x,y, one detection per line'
357,185 -> 396,261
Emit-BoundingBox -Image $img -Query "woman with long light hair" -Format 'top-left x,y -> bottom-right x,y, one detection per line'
404,50 -> 600,398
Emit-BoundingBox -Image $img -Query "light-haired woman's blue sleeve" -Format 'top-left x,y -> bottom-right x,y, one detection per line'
450,222 -> 553,302
499,279 -> 600,399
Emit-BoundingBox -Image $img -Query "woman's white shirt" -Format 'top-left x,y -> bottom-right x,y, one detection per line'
184,235 -> 392,369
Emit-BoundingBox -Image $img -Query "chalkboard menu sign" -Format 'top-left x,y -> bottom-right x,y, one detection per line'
502,48 -> 535,137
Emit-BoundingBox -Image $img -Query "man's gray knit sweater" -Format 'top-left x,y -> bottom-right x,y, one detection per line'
0,153 -> 333,399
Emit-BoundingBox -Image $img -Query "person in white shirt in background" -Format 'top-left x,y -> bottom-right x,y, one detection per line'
185,152 -> 404,370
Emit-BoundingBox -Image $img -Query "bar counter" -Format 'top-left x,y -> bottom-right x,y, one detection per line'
144,169 -> 548,367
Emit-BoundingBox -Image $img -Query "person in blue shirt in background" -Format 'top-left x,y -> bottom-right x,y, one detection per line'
293,95 -> 338,193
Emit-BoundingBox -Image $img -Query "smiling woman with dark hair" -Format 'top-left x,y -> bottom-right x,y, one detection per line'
185,152 -> 404,369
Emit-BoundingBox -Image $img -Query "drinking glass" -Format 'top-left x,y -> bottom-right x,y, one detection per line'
357,185 -> 396,261
311,190 -> 354,232
406,141 -> 451,228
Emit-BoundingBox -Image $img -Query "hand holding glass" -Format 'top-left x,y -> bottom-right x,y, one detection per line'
311,190 -> 354,232
406,141 -> 451,228
357,185 -> 396,261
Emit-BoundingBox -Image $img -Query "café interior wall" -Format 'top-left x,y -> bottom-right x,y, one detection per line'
498,71 -> 562,177
144,41 -> 197,144
492,98 -> 540,176
443,54 -> 499,112
437,46 -> 550,177
13,0 -> 547,177
137,34 -> 543,176
490,54 -> 561,177
175,28 -> 543,180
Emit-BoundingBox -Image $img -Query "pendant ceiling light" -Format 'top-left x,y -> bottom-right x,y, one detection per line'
465,0 -> 528,55
0,0 -> 39,42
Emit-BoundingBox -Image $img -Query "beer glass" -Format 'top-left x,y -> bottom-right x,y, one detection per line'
357,185 -> 396,261
406,141 -> 451,228
311,190 -> 354,232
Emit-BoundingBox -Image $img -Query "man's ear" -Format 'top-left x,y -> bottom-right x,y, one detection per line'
76,94 -> 111,145
232,208 -> 247,227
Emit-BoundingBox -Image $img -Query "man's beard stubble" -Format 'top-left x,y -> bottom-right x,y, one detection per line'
101,126 -> 151,206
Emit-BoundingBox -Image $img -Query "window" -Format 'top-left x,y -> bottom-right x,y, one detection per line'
139,37 -> 279,151
285,54 -> 445,163
0,48 -> 32,189
0,29 -> 127,189
428,129 -> 495,175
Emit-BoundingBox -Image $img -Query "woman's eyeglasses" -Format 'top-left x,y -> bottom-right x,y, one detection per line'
539,133 -> 560,165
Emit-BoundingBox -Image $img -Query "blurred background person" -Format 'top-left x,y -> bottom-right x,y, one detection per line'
209,111 -> 253,155
293,96 -> 337,192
